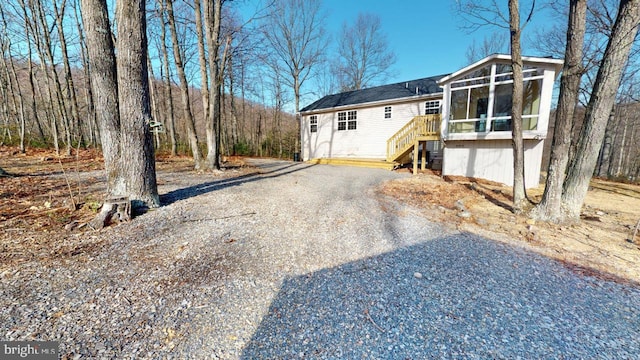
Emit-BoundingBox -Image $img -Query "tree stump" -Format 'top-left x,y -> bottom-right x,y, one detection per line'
88,196 -> 131,230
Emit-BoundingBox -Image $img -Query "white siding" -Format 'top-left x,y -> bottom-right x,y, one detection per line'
302,100 -> 428,160
442,139 -> 544,188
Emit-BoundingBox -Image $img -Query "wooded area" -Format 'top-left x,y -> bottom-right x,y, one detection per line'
0,0 -> 302,163
0,0 -> 639,219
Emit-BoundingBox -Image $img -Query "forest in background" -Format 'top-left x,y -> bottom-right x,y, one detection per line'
0,0 -> 638,184
0,0 -> 302,161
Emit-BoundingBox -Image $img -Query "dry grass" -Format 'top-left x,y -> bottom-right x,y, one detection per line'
380,169 -> 640,286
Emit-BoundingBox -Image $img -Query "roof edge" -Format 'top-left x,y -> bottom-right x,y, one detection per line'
437,53 -> 564,85
300,92 -> 444,115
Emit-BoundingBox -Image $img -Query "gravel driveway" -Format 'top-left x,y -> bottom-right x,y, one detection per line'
2,158 -> 639,359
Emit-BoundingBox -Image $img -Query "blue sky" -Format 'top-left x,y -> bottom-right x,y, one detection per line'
236,0 -> 560,107
318,0 -> 557,82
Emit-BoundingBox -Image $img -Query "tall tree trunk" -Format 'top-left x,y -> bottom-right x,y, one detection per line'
508,0 -> 528,213
596,107 -> 616,177
614,118 -> 629,176
166,0 -> 203,168
157,2 -> 178,156
0,4 -> 27,153
606,109 -> 622,177
0,54 -> 15,144
228,54 -> 239,155
193,0 -> 210,146
28,11 -> 60,153
18,0 -> 46,145
53,0 -> 83,148
33,0 -> 72,155
147,55 -> 161,149
533,0 -> 586,222
562,0 -> 640,220
204,0 -> 222,169
240,61 -> 247,152
74,0 -> 99,147
218,36 -> 231,158
7,54 -> 26,154
294,75 -> 301,159
116,0 -> 160,207
80,0 -> 123,196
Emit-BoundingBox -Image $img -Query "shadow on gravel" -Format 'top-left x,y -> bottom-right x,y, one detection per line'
242,233 -> 640,359
160,162 -> 314,205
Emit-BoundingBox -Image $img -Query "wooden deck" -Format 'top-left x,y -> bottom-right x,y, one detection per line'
306,158 -> 397,170
307,115 -> 441,173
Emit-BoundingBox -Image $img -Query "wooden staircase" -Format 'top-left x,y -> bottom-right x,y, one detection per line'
386,114 -> 441,172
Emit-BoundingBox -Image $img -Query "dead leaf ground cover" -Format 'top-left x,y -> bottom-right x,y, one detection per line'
380,169 -> 640,285
0,146 -> 249,268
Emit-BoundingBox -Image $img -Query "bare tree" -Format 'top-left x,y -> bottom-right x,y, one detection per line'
456,0 -> 537,213
0,2 -> 26,152
165,0 -> 203,168
203,0 -> 223,169
155,2 -> 178,156
29,0 -> 66,154
18,0 -> 47,145
82,0 -> 159,207
508,0 -> 535,213
334,12 -> 396,91
53,0 -> 82,148
193,0 -> 210,152
73,0 -> 100,147
562,0 -> 640,220
261,0 -> 328,159
80,0 -> 123,196
533,0 -> 587,222
115,0 -> 160,207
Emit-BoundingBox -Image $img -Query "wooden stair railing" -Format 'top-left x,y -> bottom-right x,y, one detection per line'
386,114 -> 441,163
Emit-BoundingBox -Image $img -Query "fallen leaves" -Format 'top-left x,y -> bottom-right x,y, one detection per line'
379,172 -> 640,285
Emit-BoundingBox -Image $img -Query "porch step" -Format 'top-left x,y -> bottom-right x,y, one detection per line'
307,158 -> 397,170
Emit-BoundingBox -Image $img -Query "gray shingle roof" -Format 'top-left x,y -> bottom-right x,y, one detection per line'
301,74 -> 448,113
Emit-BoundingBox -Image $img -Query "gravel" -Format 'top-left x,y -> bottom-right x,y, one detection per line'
1,158 -> 639,359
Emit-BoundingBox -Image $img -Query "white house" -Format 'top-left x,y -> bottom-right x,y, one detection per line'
300,54 -> 563,188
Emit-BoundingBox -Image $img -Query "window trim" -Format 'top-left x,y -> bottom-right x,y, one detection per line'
425,100 -> 441,115
384,106 -> 392,119
310,115 -> 317,133
337,110 -> 357,131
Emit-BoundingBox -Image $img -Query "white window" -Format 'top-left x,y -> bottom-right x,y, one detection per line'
338,112 -> 346,130
347,110 -> 357,129
338,110 -> 357,130
425,100 -> 440,115
310,115 -> 317,133
384,106 -> 392,119
448,63 -> 543,134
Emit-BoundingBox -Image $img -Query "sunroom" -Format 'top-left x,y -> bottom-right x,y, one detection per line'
437,54 -> 563,188
438,54 -> 562,141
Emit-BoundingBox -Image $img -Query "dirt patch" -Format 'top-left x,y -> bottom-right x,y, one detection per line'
380,170 -> 640,285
